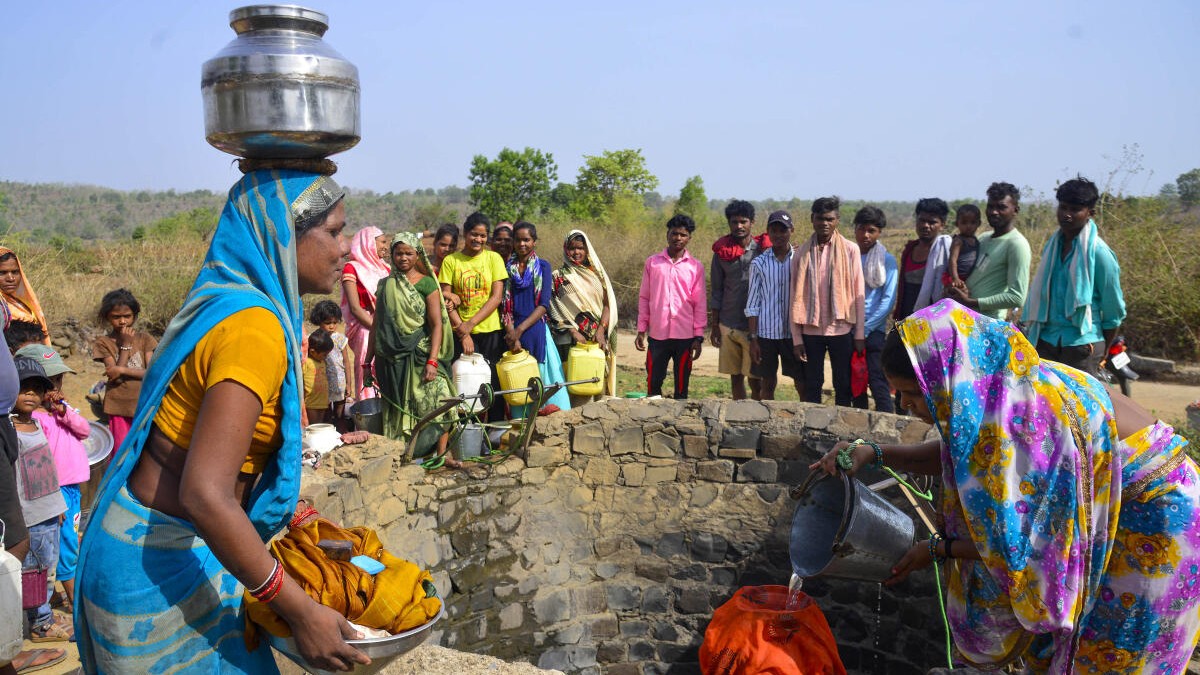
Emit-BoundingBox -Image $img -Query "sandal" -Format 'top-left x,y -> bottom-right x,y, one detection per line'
29,615 -> 74,643
12,648 -> 67,673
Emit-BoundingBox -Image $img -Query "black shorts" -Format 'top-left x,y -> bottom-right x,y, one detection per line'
752,338 -> 801,379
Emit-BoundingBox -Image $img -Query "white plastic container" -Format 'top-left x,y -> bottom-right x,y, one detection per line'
0,524 -> 23,665
452,353 -> 491,412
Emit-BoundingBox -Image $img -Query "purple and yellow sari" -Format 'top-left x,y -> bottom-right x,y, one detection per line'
897,299 -> 1200,673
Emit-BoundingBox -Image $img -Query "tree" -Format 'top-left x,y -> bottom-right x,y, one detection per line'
673,175 -> 708,219
468,147 -> 558,222
1177,168 -> 1200,208
574,149 -> 659,218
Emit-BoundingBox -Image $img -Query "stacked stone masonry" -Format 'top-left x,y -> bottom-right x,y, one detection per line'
303,399 -> 950,674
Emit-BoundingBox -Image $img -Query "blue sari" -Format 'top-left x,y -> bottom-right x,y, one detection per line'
75,170 -> 328,673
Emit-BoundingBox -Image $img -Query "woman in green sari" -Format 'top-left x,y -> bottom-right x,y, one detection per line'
366,232 -> 457,463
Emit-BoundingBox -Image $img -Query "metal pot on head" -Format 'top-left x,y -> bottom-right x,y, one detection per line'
202,4 -> 360,159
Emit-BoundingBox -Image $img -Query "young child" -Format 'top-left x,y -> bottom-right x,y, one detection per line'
11,356 -> 73,642
18,345 -> 90,611
5,318 -> 46,353
309,300 -> 355,431
91,289 -> 157,450
635,215 -> 707,399
947,204 -> 982,289
304,328 -> 334,424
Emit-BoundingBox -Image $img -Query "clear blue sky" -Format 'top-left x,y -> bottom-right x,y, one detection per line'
2,1 -> 1197,201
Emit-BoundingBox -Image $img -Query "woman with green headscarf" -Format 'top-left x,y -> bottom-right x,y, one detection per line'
365,232 -> 457,462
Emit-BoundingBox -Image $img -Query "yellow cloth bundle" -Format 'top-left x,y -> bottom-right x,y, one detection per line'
244,519 -> 441,645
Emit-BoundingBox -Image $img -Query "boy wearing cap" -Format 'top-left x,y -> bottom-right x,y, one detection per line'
745,210 -> 803,400
709,200 -> 766,401
19,344 -> 90,610
11,356 -> 73,642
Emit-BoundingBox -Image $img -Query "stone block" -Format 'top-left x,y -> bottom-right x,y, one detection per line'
646,431 -> 680,457
499,602 -> 523,630
641,585 -> 670,613
587,614 -> 619,638
569,646 -> 598,668
682,434 -> 709,459
690,483 -> 719,507
697,460 -> 734,482
599,643 -> 631,666
805,406 -> 837,430
526,444 -> 571,467
572,584 -> 609,614
596,562 -> 621,579
635,558 -> 670,582
721,426 -> 761,450
622,463 -> 646,487
606,582 -> 643,610
554,622 -> 585,645
671,563 -> 708,581
675,585 -> 712,614
610,426 -> 645,455
757,486 -> 783,502
690,532 -> 728,563
718,447 -> 756,460
736,458 -> 779,483
628,401 -> 664,421
726,399 -> 770,423
375,496 -> 405,525
900,418 -> 934,444
537,648 -> 570,671
644,464 -> 677,484
629,640 -> 656,661
619,619 -> 650,637
437,498 -> 463,529
676,461 -> 696,482
777,460 -> 812,485
572,422 -> 607,455
520,467 -> 548,484
656,532 -> 686,558
356,455 -> 393,488
837,409 -> 870,433
533,588 -> 571,624
566,486 -> 594,508
760,433 -> 804,459
583,457 -> 619,485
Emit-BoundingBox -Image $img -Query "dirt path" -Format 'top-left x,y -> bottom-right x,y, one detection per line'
613,330 -> 1200,418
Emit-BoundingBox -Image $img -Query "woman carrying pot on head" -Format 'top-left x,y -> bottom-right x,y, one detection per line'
501,222 -> 570,417
341,225 -> 391,401
0,247 -> 50,344
549,229 -> 618,405
75,171 -> 370,674
813,298 -> 1200,673
364,232 -> 457,466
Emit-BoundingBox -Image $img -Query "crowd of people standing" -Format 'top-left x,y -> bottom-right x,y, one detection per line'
641,177 -> 1127,414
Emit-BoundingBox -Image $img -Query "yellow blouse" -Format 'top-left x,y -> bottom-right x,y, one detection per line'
153,307 -> 288,474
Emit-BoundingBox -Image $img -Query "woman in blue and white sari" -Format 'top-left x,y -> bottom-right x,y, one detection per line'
75,170 -> 370,673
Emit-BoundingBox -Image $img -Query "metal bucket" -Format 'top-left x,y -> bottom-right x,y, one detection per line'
349,398 -> 383,435
456,423 -> 485,460
788,472 -> 915,582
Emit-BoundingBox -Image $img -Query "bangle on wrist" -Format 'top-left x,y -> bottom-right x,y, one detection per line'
426,359 -> 438,366
928,533 -> 947,563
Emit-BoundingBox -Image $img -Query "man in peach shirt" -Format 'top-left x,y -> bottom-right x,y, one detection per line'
790,197 -> 866,406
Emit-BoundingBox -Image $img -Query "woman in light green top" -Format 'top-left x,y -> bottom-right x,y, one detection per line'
366,232 -> 456,461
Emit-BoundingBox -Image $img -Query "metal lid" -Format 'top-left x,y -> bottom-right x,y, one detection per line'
229,4 -> 329,36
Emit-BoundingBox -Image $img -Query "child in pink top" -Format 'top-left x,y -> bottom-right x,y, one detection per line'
19,344 -> 90,609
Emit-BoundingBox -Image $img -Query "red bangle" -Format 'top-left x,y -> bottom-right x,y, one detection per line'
250,560 -> 285,603
426,359 -> 438,366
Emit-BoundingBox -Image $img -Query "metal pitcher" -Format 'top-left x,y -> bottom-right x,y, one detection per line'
788,471 -> 915,582
202,4 -> 360,159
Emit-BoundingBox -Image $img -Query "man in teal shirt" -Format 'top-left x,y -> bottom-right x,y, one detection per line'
946,181 -> 1031,320
1021,177 -> 1125,372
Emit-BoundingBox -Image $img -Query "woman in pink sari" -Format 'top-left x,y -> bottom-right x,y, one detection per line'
341,226 -> 391,400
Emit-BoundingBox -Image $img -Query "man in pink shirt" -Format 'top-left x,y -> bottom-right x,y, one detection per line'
790,197 -> 866,406
635,215 -> 707,399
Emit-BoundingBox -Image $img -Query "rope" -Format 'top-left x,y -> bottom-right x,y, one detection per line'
888,464 -> 953,669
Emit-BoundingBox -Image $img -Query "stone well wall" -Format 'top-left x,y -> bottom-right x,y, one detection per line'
303,399 -> 951,674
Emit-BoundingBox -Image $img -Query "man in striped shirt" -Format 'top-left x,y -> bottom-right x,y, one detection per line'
745,210 -> 802,400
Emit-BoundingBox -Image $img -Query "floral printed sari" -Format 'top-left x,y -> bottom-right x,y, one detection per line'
897,299 -> 1200,673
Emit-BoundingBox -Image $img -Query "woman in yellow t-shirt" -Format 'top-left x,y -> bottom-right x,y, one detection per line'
436,211 -> 508,420
76,171 -> 370,674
